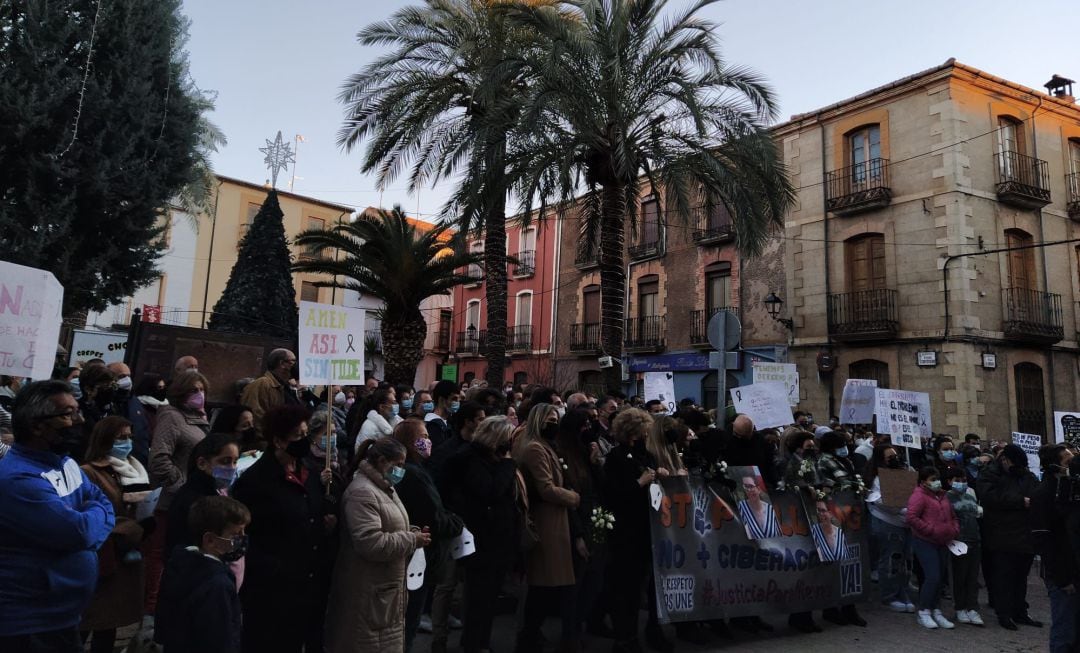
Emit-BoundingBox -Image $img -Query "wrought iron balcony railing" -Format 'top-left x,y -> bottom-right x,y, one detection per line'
995,150 -> 1051,209
827,289 -> 899,341
825,158 -> 892,216
1003,287 -> 1063,344
690,307 -> 737,346
513,250 -> 536,276
575,243 -> 599,269
455,330 -> 487,356
691,205 -> 735,244
1067,172 -> 1080,220
507,324 -> 533,352
625,315 -> 666,351
628,239 -> 662,261
570,323 -> 602,353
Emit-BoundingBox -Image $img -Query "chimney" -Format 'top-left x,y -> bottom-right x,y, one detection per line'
1044,74 -> 1076,103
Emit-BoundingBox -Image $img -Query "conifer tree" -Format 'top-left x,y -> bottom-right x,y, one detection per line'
208,190 -> 298,337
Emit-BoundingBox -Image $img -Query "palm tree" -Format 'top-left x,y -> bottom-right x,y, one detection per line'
293,206 -> 481,386
338,0 -> 549,388
506,0 -> 795,392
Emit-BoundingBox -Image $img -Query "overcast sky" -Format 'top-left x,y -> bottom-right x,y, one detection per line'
181,0 -> 1080,220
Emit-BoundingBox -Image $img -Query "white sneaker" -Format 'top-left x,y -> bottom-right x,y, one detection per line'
955,610 -> 972,624
905,602 -> 916,613
418,615 -> 433,633
917,610 -> 938,629
932,609 -> 955,629
887,600 -> 909,612
448,614 -> 463,630
967,611 -> 985,626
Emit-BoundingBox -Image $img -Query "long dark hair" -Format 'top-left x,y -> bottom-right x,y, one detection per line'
864,443 -> 897,488
84,416 -> 133,462
556,408 -> 593,495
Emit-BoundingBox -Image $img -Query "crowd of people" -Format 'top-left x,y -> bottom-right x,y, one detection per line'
0,355 -> 1078,653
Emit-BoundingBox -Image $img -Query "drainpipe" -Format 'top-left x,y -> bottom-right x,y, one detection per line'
820,120 -> 835,417
549,209 -> 561,380
1030,95 -> 1056,433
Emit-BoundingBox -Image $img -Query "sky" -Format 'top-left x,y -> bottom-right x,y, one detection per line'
181,0 -> 1080,221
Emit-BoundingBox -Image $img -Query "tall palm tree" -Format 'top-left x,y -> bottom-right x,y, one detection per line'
293,206 -> 481,386
506,0 -> 795,392
338,0 -> 549,388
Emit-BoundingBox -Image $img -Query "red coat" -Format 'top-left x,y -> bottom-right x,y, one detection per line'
906,485 -> 959,546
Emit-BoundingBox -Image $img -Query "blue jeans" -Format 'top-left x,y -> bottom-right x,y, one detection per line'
871,515 -> 910,604
910,537 -> 947,610
1046,580 -> 1080,653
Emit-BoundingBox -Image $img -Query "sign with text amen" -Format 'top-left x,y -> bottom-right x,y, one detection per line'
0,261 -> 64,380
298,301 -> 365,385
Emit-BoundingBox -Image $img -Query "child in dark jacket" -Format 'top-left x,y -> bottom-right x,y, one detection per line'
156,495 -> 249,653
945,467 -> 984,626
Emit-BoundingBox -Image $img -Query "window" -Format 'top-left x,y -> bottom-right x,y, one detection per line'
437,310 -> 452,351
845,234 -> 886,292
1070,139 -> 1080,174
514,371 -> 529,388
638,275 -> 659,317
466,300 -> 481,331
1068,140 -> 1080,202
707,200 -> 732,231
301,217 -> 325,259
997,116 -> 1025,156
1004,229 -> 1036,291
582,285 -> 601,324
848,359 -> 889,389
520,227 -> 537,253
300,281 -> 320,302
848,125 -> 882,170
467,242 -> 484,282
515,292 -> 533,327
239,202 -> 260,242
705,262 -> 731,312
640,198 -> 660,245
1015,362 -> 1046,436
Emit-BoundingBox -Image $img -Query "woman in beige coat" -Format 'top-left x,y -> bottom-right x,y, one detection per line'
325,437 -> 431,653
514,403 -> 581,653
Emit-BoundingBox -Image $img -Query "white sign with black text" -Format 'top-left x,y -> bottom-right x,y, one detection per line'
751,362 -> 799,406
874,389 -> 932,450
730,382 -> 793,430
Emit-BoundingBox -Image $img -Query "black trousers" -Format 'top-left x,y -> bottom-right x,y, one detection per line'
609,545 -> 654,642
988,550 -> 1034,619
0,626 -> 82,653
463,555 -> 511,653
522,584 -> 578,644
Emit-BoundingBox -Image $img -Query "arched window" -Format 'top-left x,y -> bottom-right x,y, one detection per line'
844,234 -> 886,292
1015,362 -> 1046,437
701,371 -> 740,412
848,359 -> 889,389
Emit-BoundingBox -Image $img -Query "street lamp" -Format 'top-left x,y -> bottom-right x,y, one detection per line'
763,292 -> 794,330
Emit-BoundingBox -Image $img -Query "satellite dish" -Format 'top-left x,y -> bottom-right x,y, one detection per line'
707,310 -> 741,351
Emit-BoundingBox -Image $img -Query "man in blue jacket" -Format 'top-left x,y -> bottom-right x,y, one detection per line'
0,380 -> 115,652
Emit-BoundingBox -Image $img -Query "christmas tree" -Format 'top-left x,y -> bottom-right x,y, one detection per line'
208,190 -> 298,337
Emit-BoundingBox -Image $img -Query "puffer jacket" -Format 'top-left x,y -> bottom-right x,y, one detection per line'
907,485 -> 959,546
976,460 -> 1038,553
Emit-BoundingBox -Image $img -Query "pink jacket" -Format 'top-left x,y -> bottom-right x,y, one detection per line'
906,485 -> 960,546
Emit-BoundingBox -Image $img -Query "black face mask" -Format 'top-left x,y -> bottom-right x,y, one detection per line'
95,387 -> 115,405
886,457 -> 904,469
113,388 -> 131,404
541,423 -> 559,441
495,443 -> 512,457
151,389 -> 168,402
49,425 -> 84,457
632,440 -> 647,453
241,427 -> 257,443
285,438 -> 311,459
220,535 -> 248,563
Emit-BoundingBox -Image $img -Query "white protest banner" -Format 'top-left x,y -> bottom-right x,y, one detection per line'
730,382 -> 793,430
1054,412 -> 1080,446
875,389 -> 931,450
644,372 -> 677,413
752,362 -> 799,406
298,301 -> 366,385
0,261 -> 64,380
69,329 -> 128,366
1011,432 -> 1042,473
839,379 -> 877,425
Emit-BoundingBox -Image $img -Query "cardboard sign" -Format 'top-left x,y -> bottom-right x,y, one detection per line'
0,261 -> 64,380
874,389 -> 931,449
1012,432 -> 1042,475
298,301 -> 366,385
69,329 -> 128,366
752,362 -> 799,406
644,372 -> 677,413
839,379 -> 877,425
730,382 -> 793,430
1054,412 -> 1080,447
877,468 -> 918,510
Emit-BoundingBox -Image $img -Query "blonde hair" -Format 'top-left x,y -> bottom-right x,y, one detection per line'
611,408 -> 653,445
514,402 -> 557,461
472,416 -> 515,452
646,416 -> 686,473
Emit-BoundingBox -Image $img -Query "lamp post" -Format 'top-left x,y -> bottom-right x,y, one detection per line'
763,292 -> 794,330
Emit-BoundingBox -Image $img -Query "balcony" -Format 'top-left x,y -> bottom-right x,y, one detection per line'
625,315 -> 666,352
827,289 -> 899,342
995,151 -> 1051,209
575,243 -> 599,270
570,323 -> 602,354
513,250 -> 536,277
465,263 -> 483,286
825,158 -> 891,216
507,325 -> 533,352
628,238 -> 662,261
691,206 -> 735,245
455,330 -> 488,356
1067,172 -> 1080,220
365,329 -> 382,353
690,307 -> 737,347
435,329 -> 451,352
1003,288 -> 1063,344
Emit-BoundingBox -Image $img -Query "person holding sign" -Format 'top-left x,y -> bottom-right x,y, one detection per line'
906,467 -> 959,630
864,444 -> 915,614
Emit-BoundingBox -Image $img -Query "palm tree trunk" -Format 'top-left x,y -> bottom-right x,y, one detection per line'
483,165 -> 509,388
381,316 -> 426,387
599,184 -> 627,394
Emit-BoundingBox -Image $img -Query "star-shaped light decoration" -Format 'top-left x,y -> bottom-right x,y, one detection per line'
259,130 -> 295,188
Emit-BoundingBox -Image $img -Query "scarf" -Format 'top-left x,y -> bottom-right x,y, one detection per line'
137,395 -> 169,408
107,455 -> 153,504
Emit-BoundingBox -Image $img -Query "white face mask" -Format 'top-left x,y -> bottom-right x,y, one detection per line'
333,391 -> 347,405
116,377 -> 133,391
555,406 -> 566,419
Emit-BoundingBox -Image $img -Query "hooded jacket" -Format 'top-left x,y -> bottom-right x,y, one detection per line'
0,444 -> 115,636
976,459 -> 1038,552
155,546 -> 241,653
906,485 -> 959,546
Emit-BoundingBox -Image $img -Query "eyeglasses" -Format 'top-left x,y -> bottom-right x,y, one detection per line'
741,484 -> 757,491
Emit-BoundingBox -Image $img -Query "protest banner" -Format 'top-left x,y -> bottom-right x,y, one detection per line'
730,382 -> 792,430
874,389 -> 931,449
1012,432 -> 1042,475
644,371 -> 677,413
839,379 -> 877,425
752,362 -> 799,406
69,329 -> 128,366
298,301 -> 366,385
0,261 -> 64,380
650,475 -> 868,622
877,468 -> 918,510
1054,412 -> 1080,447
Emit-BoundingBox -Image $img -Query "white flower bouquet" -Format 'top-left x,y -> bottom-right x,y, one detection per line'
590,506 -> 615,544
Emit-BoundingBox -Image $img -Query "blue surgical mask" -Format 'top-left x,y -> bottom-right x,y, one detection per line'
391,404 -> 400,417
386,465 -> 406,486
941,450 -> 957,461
450,401 -> 460,413
421,401 -> 434,413
928,480 -> 943,492
402,398 -> 414,411
951,481 -> 968,493
836,446 -> 849,458
212,465 -> 238,490
110,440 -> 133,460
